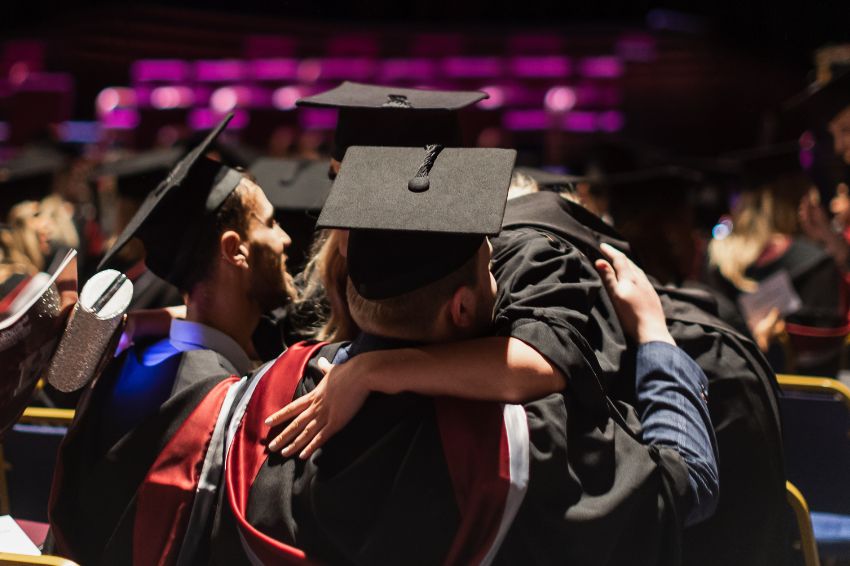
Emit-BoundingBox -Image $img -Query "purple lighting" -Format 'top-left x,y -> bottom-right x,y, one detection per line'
379,59 -> 437,82
189,109 -> 249,130
96,87 -> 136,116
579,56 -> 624,79
272,86 -> 303,110
562,111 -> 598,132
195,60 -> 246,82
443,57 -> 502,78
478,86 -> 505,110
314,58 -> 376,81
299,108 -> 337,130
616,34 -> 657,62
597,110 -> 625,132
249,59 -> 299,81
510,56 -> 571,78
210,86 -> 267,112
58,121 -> 100,143
297,59 -> 323,83
150,86 -> 194,109
131,60 -> 190,83
544,86 -> 577,112
503,110 -> 550,131
102,108 -> 140,130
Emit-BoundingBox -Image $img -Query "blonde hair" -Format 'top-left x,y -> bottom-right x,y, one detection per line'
709,179 -> 805,292
296,229 -> 358,342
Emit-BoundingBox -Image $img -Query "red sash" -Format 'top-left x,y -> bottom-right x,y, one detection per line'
226,341 -> 325,565
435,398 -> 513,566
227,341 -> 519,565
133,376 -> 240,566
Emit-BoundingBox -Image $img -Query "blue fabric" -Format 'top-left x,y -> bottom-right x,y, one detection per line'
811,512 -> 850,558
635,341 -> 719,527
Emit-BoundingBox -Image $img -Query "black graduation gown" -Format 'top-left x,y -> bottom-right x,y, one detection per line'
211,340 -> 690,566
501,192 -> 788,566
48,344 -> 240,565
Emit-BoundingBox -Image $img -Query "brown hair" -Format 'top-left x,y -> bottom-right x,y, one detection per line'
178,181 -> 250,294
345,250 -> 480,337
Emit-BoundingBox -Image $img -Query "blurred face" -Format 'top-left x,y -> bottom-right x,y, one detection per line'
828,105 -> 850,166
240,180 -> 295,311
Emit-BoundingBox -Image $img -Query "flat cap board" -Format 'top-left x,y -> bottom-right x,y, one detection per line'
317,146 -> 517,235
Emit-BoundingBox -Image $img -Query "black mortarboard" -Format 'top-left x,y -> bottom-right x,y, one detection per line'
317,145 -> 516,299
98,113 -> 244,288
0,147 -> 66,217
297,81 -> 487,161
722,142 -> 804,188
96,147 -> 183,201
784,69 -> 850,128
249,158 -> 332,212
513,166 -> 582,191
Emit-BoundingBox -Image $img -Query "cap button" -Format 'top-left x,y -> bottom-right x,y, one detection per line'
408,176 -> 430,192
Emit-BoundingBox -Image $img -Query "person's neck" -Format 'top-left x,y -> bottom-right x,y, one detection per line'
186,278 -> 260,359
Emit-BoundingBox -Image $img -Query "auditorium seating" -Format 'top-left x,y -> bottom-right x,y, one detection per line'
778,374 -> 850,561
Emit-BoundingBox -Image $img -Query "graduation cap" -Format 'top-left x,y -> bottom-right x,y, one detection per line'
784,69 -> 850,128
248,158 -> 332,212
95,147 -> 183,201
721,142 -> 804,188
317,145 -> 516,299
0,147 -> 66,217
98,113 -> 244,288
297,81 -> 487,162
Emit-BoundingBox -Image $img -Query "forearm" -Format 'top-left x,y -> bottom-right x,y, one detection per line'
635,341 -> 719,527
355,336 -> 566,403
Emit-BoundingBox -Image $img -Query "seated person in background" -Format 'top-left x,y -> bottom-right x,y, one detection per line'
707,143 -> 846,373
7,200 -> 56,273
49,114 -> 296,565
218,146 -> 717,565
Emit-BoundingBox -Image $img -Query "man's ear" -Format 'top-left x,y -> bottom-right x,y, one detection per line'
220,230 -> 248,268
448,286 -> 477,330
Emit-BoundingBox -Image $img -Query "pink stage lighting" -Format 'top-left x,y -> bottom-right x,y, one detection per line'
578,56 -> 624,79
150,86 -> 194,109
96,87 -> 136,116
131,60 -> 191,83
478,86 -> 505,110
544,86 -> 577,113
272,86 -> 304,110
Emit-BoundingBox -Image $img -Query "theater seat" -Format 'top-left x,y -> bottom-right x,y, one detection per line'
0,408 -> 74,520
781,323 -> 850,377
778,374 -> 850,562
786,482 -> 821,566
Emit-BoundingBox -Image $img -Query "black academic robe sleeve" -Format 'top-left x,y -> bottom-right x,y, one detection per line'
497,393 -> 690,566
490,226 -> 627,392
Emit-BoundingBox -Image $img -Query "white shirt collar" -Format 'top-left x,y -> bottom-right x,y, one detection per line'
169,318 -> 254,376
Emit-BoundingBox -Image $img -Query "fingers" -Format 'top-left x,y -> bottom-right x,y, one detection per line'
280,419 -> 321,458
267,405 -> 314,452
594,259 -> 619,291
317,356 -> 333,375
265,394 -> 312,427
599,243 -> 631,278
298,429 -> 327,460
